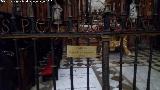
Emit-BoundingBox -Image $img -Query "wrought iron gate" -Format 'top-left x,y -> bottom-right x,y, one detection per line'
0,0 -> 160,90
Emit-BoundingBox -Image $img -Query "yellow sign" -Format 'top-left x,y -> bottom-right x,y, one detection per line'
67,46 -> 97,58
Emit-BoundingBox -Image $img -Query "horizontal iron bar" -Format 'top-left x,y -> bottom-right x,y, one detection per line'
1,31 -> 160,39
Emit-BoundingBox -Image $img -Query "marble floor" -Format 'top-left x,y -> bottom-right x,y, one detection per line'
31,49 -> 160,90
55,68 -> 101,90
115,66 -> 160,90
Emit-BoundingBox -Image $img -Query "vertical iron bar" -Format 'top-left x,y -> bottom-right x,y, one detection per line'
87,38 -> 90,90
14,39 -> 21,90
52,41 -> 59,80
70,56 -> 74,90
77,0 -> 80,33
102,40 -> 110,90
87,0 -> 91,87
69,39 -> 74,90
119,37 -> 123,90
68,11 -> 74,89
121,14 -> 126,31
67,6 -> 74,88
67,10 -> 74,89
119,4 -> 126,87
86,1 -> 91,87
86,0 -> 88,14
89,0 -> 91,15
51,38 -> 56,90
146,36 -> 153,90
0,67 -> 2,90
87,58 -> 90,90
133,36 -> 138,90
33,39 -> 39,90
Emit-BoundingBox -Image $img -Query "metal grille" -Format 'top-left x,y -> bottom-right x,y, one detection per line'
0,0 -> 160,90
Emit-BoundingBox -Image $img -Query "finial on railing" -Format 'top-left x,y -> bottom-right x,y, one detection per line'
121,13 -> 127,30
47,0 -> 51,19
153,0 -> 158,16
67,0 -> 73,32
103,4 -> 111,32
153,0 -> 159,30
29,0 -> 36,33
120,0 -> 127,30
67,16 -> 73,32
28,1 -> 34,17
47,0 -> 52,32
11,0 -> 18,33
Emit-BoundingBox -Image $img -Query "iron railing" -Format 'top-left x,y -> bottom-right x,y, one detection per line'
0,0 -> 160,90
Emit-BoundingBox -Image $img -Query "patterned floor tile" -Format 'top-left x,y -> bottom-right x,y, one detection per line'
58,49 -> 160,90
